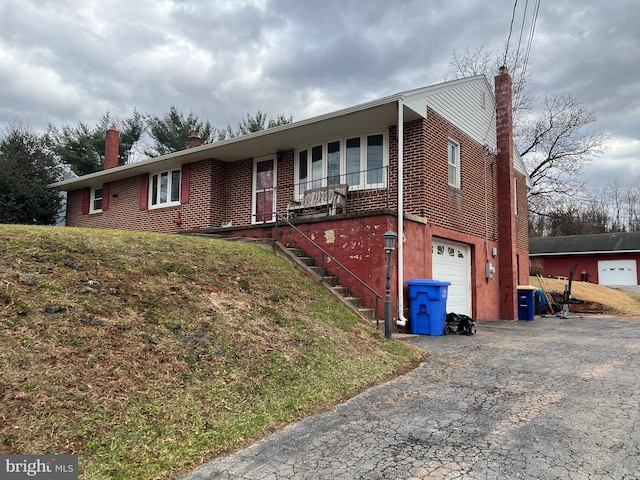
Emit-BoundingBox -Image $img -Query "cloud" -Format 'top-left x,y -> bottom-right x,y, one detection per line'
0,0 -> 638,191
586,137 -> 640,188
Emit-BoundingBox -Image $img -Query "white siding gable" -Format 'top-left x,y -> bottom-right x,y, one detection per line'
403,76 -> 496,149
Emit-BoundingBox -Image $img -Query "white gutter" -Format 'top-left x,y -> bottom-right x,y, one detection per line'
396,97 -> 408,327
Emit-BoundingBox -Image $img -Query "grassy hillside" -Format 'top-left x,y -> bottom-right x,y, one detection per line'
0,225 -> 426,479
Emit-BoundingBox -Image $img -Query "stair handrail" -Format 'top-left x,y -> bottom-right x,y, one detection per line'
274,212 -> 382,324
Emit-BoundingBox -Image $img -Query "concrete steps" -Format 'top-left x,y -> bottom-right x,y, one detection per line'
286,247 -> 376,322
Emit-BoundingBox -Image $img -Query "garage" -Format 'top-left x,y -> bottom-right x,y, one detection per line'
598,259 -> 638,286
432,238 -> 472,316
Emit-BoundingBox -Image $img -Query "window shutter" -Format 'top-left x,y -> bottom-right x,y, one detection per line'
81,188 -> 90,215
102,183 -> 110,211
180,163 -> 190,204
139,173 -> 149,210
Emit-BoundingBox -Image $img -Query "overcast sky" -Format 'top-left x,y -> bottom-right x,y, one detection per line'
1,0 -> 638,189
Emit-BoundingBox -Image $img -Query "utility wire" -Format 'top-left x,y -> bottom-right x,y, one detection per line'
484,0 -> 541,147
503,0 -> 519,66
514,0 -> 541,109
514,0 -> 530,73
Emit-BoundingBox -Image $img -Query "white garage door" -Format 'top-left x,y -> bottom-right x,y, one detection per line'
598,259 -> 638,286
432,238 -> 471,316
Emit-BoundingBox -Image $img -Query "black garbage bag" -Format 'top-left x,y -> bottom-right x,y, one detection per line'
445,312 -> 476,335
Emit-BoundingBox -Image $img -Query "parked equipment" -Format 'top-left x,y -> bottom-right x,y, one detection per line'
536,274 -> 561,314
558,263 -> 582,319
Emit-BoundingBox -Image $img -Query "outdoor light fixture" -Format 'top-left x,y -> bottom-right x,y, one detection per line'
383,230 -> 397,252
383,230 -> 397,340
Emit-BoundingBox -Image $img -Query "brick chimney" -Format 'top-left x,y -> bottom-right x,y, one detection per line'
186,131 -> 202,149
104,125 -> 120,170
495,66 -> 518,321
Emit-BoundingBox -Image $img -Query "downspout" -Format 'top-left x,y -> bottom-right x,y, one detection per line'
396,96 -> 408,327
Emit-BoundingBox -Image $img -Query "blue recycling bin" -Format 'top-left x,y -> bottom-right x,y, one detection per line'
407,279 -> 451,335
518,285 -> 536,321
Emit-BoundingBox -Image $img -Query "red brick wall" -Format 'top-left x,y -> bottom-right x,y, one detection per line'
276,150 -> 295,220
223,159 -> 253,226
338,112 -> 504,244
515,172 -> 529,250
66,159 -> 221,233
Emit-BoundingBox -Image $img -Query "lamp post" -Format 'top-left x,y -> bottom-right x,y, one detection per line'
383,230 -> 397,340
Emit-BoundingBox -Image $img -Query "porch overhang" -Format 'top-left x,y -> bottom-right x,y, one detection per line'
50,96 -> 424,192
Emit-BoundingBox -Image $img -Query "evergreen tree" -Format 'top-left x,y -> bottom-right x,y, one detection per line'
144,106 -> 216,156
236,111 -> 293,135
145,107 -> 293,155
0,123 -> 62,225
46,110 -> 144,175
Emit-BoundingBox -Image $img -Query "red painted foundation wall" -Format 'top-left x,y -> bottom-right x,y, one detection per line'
267,214 -> 525,321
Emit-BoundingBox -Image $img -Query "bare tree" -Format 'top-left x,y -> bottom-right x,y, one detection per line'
530,197 -> 610,237
521,95 -> 608,208
447,46 -> 535,117
602,180 -> 625,232
447,46 -> 608,215
625,175 -> 640,231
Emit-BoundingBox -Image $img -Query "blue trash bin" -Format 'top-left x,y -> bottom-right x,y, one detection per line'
517,285 -> 536,321
407,279 -> 451,335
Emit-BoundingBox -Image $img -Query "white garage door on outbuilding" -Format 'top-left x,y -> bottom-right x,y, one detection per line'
598,259 -> 638,286
432,238 -> 471,316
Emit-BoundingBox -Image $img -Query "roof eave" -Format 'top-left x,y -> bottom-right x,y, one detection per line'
49,93 -> 409,192
530,250 -> 640,256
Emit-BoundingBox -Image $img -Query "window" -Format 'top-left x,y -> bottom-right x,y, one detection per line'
149,169 -> 181,208
448,139 -> 460,188
327,141 -> 340,186
311,145 -> 323,189
297,150 -> 308,196
346,137 -> 361,186
295,133 -> 387,196
90,187 -> 103,213
366,134 -> 384,186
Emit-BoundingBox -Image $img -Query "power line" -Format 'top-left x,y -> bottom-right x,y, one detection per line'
514,0 -> 541,109
514,0 -> 530,72
503,0 -> 519,66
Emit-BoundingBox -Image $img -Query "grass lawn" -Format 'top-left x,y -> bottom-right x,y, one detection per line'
0,225 -> 426,479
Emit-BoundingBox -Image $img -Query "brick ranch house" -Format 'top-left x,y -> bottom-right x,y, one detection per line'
51,68 -> 530,324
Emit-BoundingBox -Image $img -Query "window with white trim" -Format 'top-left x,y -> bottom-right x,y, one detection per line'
90,187 -> 103,213
295,133 -> 387,197
448,139 -> 460,188
149,169 -> 181,208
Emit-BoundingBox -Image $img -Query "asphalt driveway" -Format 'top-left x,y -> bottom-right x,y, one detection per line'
182,315 -> 640,479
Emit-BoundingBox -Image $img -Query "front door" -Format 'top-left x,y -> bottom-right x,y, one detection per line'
253,158 -> 276,224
